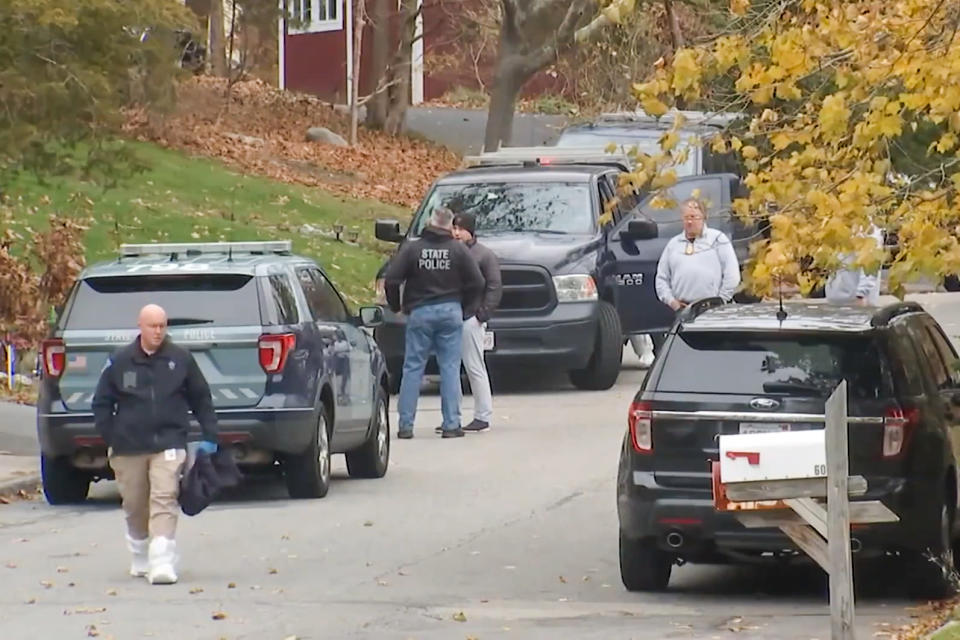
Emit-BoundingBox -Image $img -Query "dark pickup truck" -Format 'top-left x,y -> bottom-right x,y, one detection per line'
373,153 -> 757,392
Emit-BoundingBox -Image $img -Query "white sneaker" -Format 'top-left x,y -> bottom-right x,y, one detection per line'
126,535 -> 149,578
147,537 -> 178,585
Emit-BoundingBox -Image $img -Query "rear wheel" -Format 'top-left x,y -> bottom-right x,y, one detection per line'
945,275 -> 960,292
905,499 -> 959,599
283,404 -> 332,499
41,455 -> 90,505
346,389 -> 390,479
569,301 -> 622,391
619,532 -> 673,592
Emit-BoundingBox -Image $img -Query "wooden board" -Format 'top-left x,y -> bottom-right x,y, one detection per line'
723,476 -> 867,502
736,500 -> 899,529
826,381 -> 856,640
780,523 -> 830,571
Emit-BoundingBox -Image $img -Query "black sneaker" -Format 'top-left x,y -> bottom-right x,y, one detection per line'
441,428 -> 464,438
463,420 -> 490,433
397,430 -> 414,440
434,425 -> 443,435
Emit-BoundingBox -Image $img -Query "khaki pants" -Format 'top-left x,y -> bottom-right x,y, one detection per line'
109,450 -> 186,541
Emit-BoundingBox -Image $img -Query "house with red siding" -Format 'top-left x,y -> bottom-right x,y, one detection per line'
279,0 -> 559,106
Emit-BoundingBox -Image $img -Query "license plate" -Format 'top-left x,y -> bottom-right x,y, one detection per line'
739,423 -> 791,434
483,331 -> 495,351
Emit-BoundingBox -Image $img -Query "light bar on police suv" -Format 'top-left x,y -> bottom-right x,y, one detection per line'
119,241 -> 293,257
462,146 -> 633,170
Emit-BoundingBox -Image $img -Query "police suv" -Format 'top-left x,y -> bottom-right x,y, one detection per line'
37,241 -> 390,503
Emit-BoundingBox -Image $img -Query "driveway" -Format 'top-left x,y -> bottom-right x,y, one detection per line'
0,346 -> 919,639
406,107 -> 569,155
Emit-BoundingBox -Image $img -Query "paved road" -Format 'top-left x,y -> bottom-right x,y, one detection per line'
0,347 -> 918,640
0,401 -> 36,456
406,107 -> 569,155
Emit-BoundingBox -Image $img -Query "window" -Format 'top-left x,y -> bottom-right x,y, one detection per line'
297,268 -> 349,322
657,331 -> 890,399
261,274 -> 300,326
598,176 -> 622,225
924,321 -> 960,388
64,275 -> 261,329
415,182 -> 596,236
288,0 -> 343,33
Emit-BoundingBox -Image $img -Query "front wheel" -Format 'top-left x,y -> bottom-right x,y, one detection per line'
619,532 -> 673,592
41,455 -> 90,505
283,404 -> 332,499
569,301 -> 622,391
346,389 -> 390,479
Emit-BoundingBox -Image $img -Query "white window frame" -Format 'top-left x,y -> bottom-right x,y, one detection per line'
288,0 -> 344,34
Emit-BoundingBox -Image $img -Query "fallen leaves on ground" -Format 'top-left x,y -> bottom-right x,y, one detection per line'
64,607 -> 107,615
452,611 -> 467,622
212,611 -> 227,621
893,598 -> 960,639
125,77 -> 461,209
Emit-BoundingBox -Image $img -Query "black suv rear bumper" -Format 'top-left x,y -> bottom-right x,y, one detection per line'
374,301 -> 599,375
619,471 -> 935,560
38,408 -> 317,470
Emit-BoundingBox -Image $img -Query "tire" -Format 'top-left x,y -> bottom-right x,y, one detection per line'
346,388 -> 390,479
905,499 -> 959,599
619,532 -> 673,592
283,404 -> 332,499
569,301 -> 623,391
41,454 -> 90,505
945,275 -> 960,292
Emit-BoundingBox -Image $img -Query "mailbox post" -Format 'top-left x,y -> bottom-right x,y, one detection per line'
713,381 -> 899,640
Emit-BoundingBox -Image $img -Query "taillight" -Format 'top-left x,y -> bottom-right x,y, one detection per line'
258,334 -> 296,374
41,339 -> 65,378
883,406 -> 918,458
628,401 -> 653,454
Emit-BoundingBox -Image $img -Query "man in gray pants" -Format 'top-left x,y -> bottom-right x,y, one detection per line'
443,212 -> 501,433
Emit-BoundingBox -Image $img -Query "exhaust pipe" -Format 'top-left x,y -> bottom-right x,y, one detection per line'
850,538 -> 862,554
665,531 -> 685,549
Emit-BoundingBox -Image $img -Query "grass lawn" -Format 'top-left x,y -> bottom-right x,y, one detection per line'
6,141 -> 411,306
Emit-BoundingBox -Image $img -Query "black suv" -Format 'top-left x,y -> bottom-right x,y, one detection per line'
37,241 -> 391,503
617,298 -> 960,596
374,152 -> 758,391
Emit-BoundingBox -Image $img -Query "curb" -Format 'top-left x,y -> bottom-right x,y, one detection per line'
0,472 -> 40,497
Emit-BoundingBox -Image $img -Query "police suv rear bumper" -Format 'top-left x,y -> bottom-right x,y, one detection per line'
37,407 -> 317,470
374,301 -> 599,375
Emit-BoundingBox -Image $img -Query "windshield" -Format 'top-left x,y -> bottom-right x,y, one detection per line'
657,331 -> 889,399
64,274 -> 262,329
413,182 -> 595,235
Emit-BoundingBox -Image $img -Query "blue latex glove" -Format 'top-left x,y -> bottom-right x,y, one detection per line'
195,441 -> 218,455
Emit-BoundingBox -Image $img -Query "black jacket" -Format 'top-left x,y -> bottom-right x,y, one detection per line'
92,338 -> 218,455
179,448 -> 242,516
384,226 -> 485,315
463,239 -> 502,322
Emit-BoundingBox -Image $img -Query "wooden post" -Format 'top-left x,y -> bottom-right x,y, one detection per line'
826,380 -> 855,640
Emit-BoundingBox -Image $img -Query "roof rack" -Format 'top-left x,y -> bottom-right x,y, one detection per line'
119,241 -> 293,258
870,301 -> 924,327
676,296 -> 726,324
462,146 -> 633,171
596,109 -> 740,128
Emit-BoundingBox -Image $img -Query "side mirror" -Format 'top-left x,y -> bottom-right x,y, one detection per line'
374,219 -> 404,243
622,218 -> 658,241
358,306 -> 384,328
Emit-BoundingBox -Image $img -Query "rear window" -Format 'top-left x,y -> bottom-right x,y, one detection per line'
64,274 -> 262,329
657,331 -> 890,399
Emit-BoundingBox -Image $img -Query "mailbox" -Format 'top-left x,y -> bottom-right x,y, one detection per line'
719,429 -> 827,484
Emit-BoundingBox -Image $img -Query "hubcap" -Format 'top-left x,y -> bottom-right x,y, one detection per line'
376,400 -> 388,462
318,415 -> 330,482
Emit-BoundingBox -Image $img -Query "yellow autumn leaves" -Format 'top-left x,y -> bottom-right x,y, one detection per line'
627,0 -> 960,297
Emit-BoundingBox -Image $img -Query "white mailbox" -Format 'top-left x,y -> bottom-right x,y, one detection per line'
719,429 -> 827,484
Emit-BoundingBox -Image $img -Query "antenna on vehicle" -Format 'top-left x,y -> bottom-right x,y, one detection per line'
776,276 -> 788,322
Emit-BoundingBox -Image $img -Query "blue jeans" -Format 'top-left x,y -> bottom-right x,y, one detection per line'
398,301 -> 464,432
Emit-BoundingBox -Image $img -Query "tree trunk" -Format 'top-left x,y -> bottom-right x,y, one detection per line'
384,0 -> 417,136
663,0 -> 684,51
364,0 -> 390,130
350,0 -> 366,145
484,65 -> 523,151
209,0 -> 227,76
